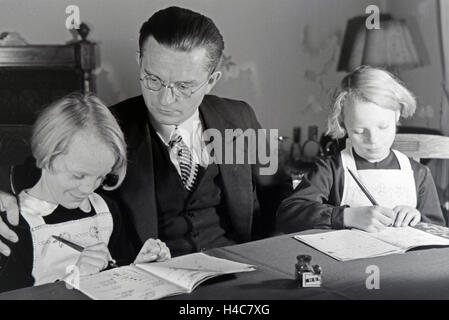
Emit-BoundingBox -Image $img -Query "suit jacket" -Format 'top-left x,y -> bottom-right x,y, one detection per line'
109,95 -> 274,245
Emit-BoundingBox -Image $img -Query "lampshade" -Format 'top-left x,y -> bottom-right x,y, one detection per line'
337,14 -> 425,72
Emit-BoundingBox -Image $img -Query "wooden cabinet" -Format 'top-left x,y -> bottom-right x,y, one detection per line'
0,24 -> 96,124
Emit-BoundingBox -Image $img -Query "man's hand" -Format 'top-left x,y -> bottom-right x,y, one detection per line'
75,242 -> 111,276
392,206 -> 421,227
134,238 -> 171,264
343,206 -> 396,233
0,191 -> 19,256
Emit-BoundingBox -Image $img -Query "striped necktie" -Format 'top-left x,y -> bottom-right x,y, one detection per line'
169,129 -> 199,191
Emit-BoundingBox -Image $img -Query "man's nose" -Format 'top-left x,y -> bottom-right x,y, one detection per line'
159,85 -> 176,105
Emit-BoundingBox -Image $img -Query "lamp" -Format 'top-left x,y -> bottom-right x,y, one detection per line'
337,14 -> 426,72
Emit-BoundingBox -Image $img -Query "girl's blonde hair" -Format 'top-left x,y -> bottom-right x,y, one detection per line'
326,65 -> 417,139
31,92 -> 127,190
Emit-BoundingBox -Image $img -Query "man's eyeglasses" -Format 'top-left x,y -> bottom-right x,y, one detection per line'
140,72 -> 213,99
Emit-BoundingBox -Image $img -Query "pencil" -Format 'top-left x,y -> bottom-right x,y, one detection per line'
52,235 -> 84,252
346,168 -> 379,206
52,235 -> 118,268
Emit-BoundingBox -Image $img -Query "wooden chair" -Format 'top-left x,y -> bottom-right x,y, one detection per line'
0,124 -> 31,166
393,133 -> 449,226
393,133 -> 449,161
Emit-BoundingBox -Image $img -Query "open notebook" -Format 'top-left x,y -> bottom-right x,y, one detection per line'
294,223 -> 449,261
70,253 -> 255,300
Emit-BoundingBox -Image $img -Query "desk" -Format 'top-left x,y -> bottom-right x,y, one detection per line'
1,230 -> 449,300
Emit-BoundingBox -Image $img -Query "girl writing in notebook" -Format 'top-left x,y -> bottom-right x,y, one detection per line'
0,93 -> 170,292
276,66 -> 445,233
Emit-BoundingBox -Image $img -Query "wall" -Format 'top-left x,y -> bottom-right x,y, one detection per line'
1,0 -> 390,142
387,0 -> 443,131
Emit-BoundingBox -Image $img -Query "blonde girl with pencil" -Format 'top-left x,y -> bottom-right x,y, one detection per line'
0,93 -> 170,293
276,66 -> 445,233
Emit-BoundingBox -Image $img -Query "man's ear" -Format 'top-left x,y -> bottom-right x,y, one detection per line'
204,71 -> 222,94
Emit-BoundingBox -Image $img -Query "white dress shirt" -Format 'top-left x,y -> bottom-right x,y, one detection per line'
151,110 -> 210,178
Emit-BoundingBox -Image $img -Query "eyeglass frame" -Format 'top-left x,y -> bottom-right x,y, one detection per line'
139,67 -> 217,99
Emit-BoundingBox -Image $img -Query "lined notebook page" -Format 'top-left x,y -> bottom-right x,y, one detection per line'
364,227 -> 449,250
294,230 -> 401,261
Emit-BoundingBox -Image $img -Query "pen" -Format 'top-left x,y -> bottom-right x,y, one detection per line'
52,235 -> 118,269
346,168 -> 379,206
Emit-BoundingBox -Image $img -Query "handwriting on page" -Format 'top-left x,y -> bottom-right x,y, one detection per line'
79,266 -> 183,300
295,230 -> 400,261
76,253 -> 255,300
148,252 -> 253,272
138,266 -> 215,291
137,253 -> 254,290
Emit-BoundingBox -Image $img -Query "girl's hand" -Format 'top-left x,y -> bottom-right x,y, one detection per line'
134,238 -> 171,263
76,242 -> 110,276
344,206 -> 395,232
392,206 -> 421,227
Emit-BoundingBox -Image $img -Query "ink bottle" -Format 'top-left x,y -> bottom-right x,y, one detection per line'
295,255 -> 322,288
295,255 -> 313,280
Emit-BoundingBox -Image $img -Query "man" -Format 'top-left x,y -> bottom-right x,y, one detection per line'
0,6 -> 277,258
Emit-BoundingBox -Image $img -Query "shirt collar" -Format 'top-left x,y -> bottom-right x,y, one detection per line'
151,110 -> 202,147
353,149 -> 397,169
19,191 -> 92,217
19,190 -> 58,217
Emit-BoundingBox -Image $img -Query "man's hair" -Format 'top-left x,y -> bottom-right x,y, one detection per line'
139,6 -> 224,72
327,65 -> 417,139
31,92 -> 127,190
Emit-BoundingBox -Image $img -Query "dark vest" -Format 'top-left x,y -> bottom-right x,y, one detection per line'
149,126 -> 236,257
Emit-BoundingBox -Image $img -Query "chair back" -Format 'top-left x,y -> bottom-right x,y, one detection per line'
393,133 -> 449,226
393,133 -> 449,161
0,124 -> 32,166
